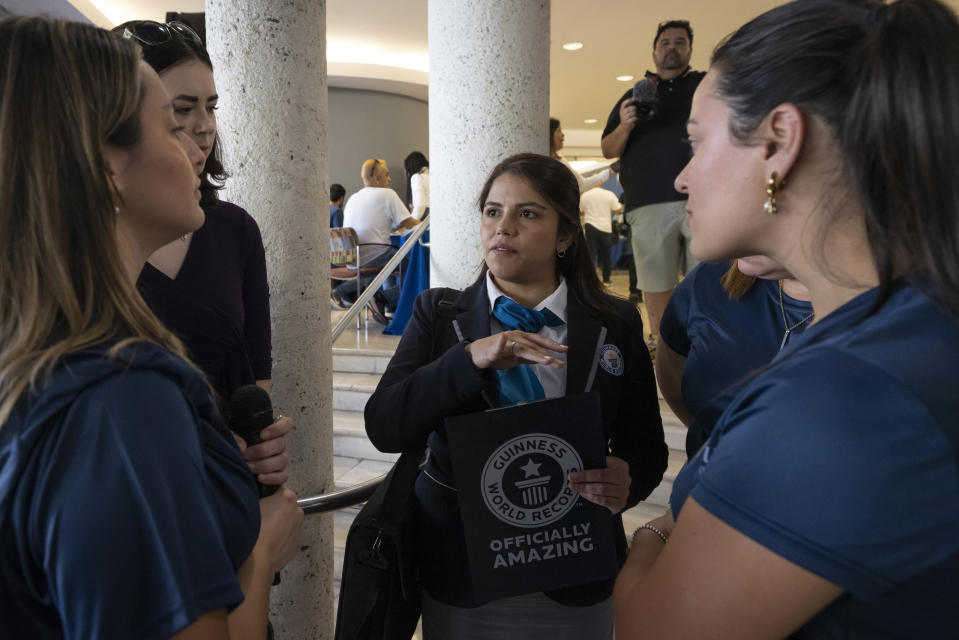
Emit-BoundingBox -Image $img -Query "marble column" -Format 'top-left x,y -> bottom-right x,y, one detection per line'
428,0 -> 551,289
206,1 -> 332,637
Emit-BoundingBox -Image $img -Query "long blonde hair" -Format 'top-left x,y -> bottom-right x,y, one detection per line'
0,17 -> 190,427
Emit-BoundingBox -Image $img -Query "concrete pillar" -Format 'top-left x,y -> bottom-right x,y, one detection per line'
428,0 -> 551,289
206,1 -> 332,638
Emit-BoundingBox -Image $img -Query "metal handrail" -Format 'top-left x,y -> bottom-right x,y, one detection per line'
297,473 -> 386,515
331,213 -> 430,342
581,162 -> 613,178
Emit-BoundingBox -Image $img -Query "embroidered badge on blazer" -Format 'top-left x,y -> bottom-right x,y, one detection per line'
598,344 -> 624,376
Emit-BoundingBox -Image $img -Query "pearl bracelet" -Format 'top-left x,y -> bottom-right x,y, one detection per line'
634,523 -> 668,544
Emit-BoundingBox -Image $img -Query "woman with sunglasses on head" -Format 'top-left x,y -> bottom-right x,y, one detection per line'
614,0 -> 959,638
365,153 -> 666,639
115,20 -> 290,486
0,17 -> 302,639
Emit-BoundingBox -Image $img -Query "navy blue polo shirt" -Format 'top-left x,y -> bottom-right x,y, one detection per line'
0,342 -> 260,639
671,284 -> 959,637
659,261 -> 813,455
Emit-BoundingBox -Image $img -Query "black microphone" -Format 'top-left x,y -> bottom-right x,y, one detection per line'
631,78 -> 658,121
228,384 -> 278,498
229,384 -> 283,586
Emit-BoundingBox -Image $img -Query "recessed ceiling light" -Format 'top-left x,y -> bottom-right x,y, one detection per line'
584,118 -> 598,124
562,42 -> 584,51
616,75 -> 635,82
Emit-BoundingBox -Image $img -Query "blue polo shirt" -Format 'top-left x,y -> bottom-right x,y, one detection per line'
670,284 -> 959,637
659,261 -> 813,455
330,204 -> 344,229
0,342 -> 260,639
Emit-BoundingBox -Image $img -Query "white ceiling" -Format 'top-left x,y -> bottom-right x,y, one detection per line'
70,0 -> 959,138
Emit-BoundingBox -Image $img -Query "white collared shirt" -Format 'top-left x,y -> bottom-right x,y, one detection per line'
485,272 -> 568,398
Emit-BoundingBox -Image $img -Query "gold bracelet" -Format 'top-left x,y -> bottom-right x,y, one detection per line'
634,523 -> 668,544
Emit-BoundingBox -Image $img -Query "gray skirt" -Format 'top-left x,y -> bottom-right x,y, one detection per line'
421,590 -> 613,640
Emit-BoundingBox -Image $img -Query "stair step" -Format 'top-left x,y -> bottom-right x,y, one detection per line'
332,348 -> 395,374
332,410 -> 398,462
332,372 -> 379,412
663,421 -> 686,453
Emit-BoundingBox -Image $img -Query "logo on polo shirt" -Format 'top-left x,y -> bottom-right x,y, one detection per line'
599,344 -> 624,376
481,434 -> 582,528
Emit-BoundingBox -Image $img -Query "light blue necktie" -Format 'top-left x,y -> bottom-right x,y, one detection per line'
492,296 -> 564,406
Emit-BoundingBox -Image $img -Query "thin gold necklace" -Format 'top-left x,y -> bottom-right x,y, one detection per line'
778,281 -> 814,351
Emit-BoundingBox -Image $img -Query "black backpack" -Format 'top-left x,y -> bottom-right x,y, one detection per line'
333,449 -> 424,640
334,288 -> 460,640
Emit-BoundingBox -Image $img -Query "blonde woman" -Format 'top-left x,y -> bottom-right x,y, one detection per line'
0,18 -> 301,639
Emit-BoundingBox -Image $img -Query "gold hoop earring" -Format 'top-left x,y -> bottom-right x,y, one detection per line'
557,248 -> 567,258
764,171 -> 785,214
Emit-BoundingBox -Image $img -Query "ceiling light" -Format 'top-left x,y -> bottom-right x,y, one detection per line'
584,118 -> 598,124
562,42 -> 584,51
616,75 -> 635,82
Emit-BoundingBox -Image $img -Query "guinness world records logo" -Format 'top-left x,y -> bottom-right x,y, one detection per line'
481,434 -> 582,528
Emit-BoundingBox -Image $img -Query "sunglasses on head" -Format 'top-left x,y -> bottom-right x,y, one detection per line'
123,21 -> 203,48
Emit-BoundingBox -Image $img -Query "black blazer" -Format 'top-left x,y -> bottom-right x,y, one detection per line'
365,279 -> 667,607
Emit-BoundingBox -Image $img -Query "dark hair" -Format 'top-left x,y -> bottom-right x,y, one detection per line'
549,117 -> 561,157
330,183 -> 345,203
113,21 -> 227,210
403,151 -> 429,206
654,20 -> 693,48
476,153 -> 617,316
711,0 -> 959,318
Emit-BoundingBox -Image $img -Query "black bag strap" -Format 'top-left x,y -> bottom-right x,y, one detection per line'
435,287 -> 460,319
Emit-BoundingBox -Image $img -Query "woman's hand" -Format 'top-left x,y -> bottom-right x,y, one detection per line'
232,414 -> 293,486
568,456 -> 631,514
465,330 -> 568,370
258,486 -> 304,574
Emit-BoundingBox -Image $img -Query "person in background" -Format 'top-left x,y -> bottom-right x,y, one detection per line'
0,17 -> 302,639
601,20 -> 704,355
614,1 -> 959,637
335,158 -> 420,320
580,185 -> 624,285
550,117 -> 611,193
330,182 -> 345,228
116,19 -> 290,489
404,151 -> 430,220
366,153 -> 665,640
656,258 -> 812,457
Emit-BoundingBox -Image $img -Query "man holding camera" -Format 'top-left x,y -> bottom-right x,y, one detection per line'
601,20 -> 705,354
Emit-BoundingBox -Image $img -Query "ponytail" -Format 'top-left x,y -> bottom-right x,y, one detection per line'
842,0 -> 959,316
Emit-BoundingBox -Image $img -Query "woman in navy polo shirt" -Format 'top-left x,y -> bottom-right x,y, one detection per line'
366,153 -> 667,639
614,0 -> 959,637
656,257 -> 812,457
0,18 -> 302,639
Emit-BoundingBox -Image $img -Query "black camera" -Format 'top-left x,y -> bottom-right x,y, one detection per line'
631,78 -> 658,121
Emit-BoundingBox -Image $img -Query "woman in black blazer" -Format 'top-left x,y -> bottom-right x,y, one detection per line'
365,153 -> 666,639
